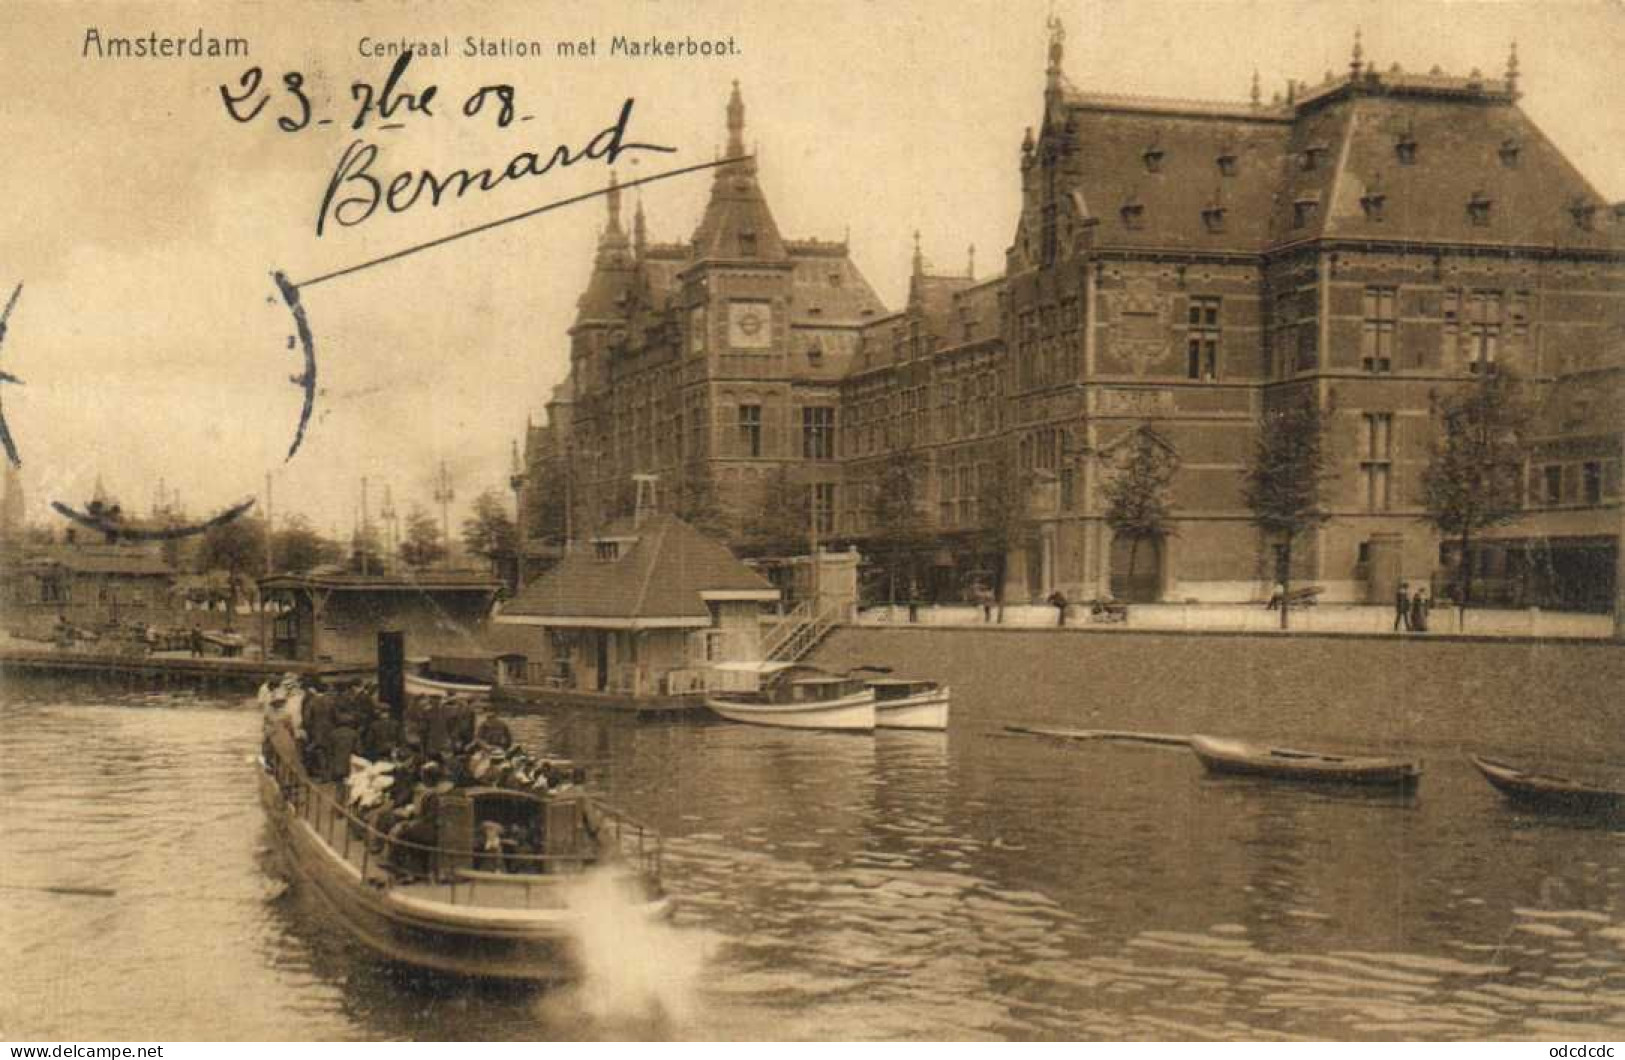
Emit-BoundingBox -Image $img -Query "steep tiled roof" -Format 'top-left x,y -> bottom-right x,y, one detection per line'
1058,67 -> 1625,256
690,84 -> 789,263
1062,103 -> 1291,254
499,513 -> 774,623
1316,95 -> 1624,249
788,245 -> 885,325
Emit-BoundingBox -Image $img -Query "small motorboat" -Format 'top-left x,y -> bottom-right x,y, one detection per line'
867,678 -> 951,731
1469,755 -> 1625,819
1188,735 -> 1422,789
706,669 -> 876,731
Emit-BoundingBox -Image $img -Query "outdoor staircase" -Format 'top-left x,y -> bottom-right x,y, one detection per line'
761,600 -> 844,665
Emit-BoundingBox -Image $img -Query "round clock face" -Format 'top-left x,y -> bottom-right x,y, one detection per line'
729,302 -> 772,349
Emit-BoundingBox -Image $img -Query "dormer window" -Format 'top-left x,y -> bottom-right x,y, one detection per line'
1395,132 -> 1418,166
1498,138 -> 1521,168
1467,191 -> 1493,227
1216,152 -> 1238,177
1360,190 -> 1387,222
738,229 -> 758,256
1201,203 -> 1227,234
1570,199 -> 1597,231
1120,201 -> 1145,230
1300,145 -> 1329,172
1142,144 -> 1164,173
1292,197 -> 1319,228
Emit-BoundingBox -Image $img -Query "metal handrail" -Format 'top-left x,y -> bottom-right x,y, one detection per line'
761,599 -> 815,656
265,740 -> 662,896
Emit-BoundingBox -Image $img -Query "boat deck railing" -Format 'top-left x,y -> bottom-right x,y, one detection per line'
265,738 -> 662,909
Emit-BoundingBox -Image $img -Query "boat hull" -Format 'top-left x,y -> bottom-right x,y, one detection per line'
704,690 -> 876,731
1189,735 -> 1421,789
1470,755 -> 1625,818
875,689 -> 951,731
257,762 -> 669,982
405,673 -> 492,698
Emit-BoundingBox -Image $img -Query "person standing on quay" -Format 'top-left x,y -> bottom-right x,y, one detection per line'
1048,589 -> 1069,627
1394,581 -> 1411,631
1410,587 -> 1429,633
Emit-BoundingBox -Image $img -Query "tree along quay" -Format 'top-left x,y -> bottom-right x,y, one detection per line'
806,625 -> 1625,760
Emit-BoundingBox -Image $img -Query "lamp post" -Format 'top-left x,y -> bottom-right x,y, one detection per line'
434,461 -> 455,570
379,484 -> 397,573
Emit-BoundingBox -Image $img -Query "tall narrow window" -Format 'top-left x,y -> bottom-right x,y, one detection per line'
1272,290 -> 1295,379
810,483 -> 836,535
1361,413 -> 1394,511
1466,291 -> 1502,374
1583,461 -> 1602,504
1186,297 -> 1220,380
738,404 -> 762,457
801,406 -> 835,461
1543,464 -> 1563,505
1362,287 -> 1396,373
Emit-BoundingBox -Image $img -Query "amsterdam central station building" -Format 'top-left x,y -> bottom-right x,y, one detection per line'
517,28 -> 1622,610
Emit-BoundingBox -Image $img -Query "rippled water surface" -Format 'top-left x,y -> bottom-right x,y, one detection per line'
2,674 -> 1622,1040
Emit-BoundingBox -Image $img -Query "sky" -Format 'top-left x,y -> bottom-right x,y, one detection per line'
3,0 -> 1622,539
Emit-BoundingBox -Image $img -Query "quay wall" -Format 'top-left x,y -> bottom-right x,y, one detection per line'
807,626 -> 1625,760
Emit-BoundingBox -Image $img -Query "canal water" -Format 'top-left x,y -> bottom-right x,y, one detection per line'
1,675 -> 1622,1041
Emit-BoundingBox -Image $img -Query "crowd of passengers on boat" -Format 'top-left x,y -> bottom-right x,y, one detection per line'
261,675 -> 592,881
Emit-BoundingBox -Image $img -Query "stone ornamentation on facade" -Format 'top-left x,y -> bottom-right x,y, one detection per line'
1104,278 -> 1173,377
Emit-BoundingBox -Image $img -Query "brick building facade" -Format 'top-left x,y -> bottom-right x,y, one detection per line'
519,29 -> 1623,610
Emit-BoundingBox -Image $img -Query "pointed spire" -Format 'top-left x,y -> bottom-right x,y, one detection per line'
633,196 -> 648,258
1045,15 -> 1066,89
912,230 -> 924,278
726,79 -> 745,159
605,170 -> 623,237
690,82 -> 786,261
967,244 -> 976,280
1250,69 -> 1261,106
1506,41 -> 1520,92
1350,27 -> 1364,76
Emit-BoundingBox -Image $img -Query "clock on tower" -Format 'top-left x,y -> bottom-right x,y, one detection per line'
728,301 -> 772,350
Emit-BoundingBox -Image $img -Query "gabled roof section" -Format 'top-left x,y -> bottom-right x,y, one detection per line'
498,513 -> 775,624
690,83 -> 789,264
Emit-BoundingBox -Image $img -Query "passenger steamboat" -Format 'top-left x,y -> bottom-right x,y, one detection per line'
257,710 -> 670,982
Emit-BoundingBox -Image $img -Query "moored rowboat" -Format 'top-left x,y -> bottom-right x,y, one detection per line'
405,672 -> 492,697
1469,755 -> 1625,818
705,671 -> 876,731
1188,734 -> 1422,789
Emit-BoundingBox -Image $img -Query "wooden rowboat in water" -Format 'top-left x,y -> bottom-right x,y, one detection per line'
1188,734 -> 1422,789
1469,755 -> 1625,819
